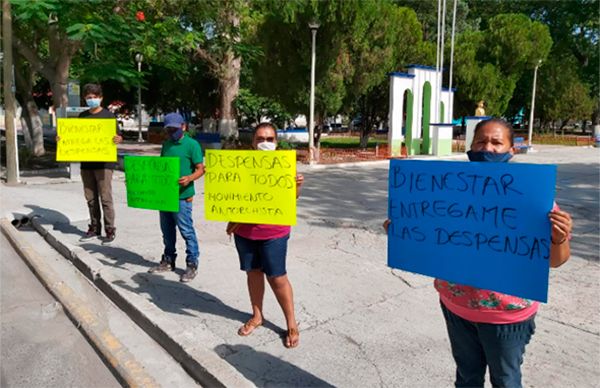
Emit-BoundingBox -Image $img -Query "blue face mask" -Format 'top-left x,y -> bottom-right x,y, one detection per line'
85,98 -> 102,108
467,150 -> 513,163
168,128 -> 184,141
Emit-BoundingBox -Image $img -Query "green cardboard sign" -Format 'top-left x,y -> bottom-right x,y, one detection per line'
124,156 -> 180,212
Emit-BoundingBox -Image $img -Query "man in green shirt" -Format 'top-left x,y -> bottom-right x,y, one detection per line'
148,113 -> 205,282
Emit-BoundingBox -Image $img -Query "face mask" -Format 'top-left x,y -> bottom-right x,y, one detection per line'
168,128 -> 184,141
86,98 -> 102,108
257,141 -> 276,151
467,150 -> 513,163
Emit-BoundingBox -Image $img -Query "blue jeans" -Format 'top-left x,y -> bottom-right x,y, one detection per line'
159,200 -> 199,268
441,302 -> 536,388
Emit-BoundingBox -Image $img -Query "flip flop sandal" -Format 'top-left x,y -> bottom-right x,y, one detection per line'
285,327 -> 300,348
238,319 -> 263,336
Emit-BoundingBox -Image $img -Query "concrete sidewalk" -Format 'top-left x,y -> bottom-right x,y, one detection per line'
1,145 -> 599,387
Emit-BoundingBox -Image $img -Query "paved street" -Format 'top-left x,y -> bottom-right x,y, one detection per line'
1,144 -> 599,387
0,233 -> 120,388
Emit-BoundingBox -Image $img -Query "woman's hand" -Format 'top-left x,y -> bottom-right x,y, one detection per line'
549,209 -> 572,244
113,135 -> 123,144
548,209 -> 572,268
383,219 -> 391,233
295,174 -> 304,198
226,222 -> 240,236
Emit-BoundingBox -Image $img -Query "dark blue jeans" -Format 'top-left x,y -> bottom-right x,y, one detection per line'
159,199 -> 199,268
441,302 -> 536,388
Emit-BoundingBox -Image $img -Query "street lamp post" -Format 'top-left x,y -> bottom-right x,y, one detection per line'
135,53 -> 144,142
527,59 -> 542,149
308,21 -> 319,164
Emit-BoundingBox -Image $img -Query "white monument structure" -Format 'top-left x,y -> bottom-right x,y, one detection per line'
388,65 -> 455,157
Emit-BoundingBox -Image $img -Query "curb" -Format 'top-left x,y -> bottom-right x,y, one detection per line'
27,216 -> 253,388
0,218 -> 159,388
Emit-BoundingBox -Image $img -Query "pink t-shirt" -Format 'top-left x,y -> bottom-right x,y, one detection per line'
435,202 -> 561,324
435,279 -> 539,324
235,224 -> 290,240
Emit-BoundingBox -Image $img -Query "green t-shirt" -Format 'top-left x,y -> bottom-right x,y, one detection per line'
161,135 -> 204,199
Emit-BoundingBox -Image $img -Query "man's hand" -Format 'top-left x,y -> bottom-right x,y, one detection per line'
113,135 -> 123,144
178,175 -> 192,187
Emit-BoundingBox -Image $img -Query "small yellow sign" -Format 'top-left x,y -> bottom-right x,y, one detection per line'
204,150 -> 297,225
56,118 -> 117,162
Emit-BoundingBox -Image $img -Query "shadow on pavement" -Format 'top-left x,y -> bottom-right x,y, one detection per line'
80,243 -> 156,269
113,273 -> 283,334
215,343 -> 334,388
22,204 -> 85,237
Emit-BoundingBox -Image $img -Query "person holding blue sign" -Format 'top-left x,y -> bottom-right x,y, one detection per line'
148,113 -> 205,283
226,122 -> 304,348
385,118 -> 572,388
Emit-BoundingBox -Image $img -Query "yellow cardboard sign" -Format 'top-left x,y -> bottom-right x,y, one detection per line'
56,118 -> 117,162
204,150 -> 297,225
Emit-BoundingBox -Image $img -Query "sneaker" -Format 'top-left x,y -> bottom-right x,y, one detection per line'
148,256 -> 176,273
80,225 -> 100,242
101,228 -> 116,245
180,266 -> 197,283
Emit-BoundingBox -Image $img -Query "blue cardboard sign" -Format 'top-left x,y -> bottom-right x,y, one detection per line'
387,160 -> 557,302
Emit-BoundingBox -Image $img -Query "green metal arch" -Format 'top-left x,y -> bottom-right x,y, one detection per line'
421,82 -> 432,154
404,89 -> 414,155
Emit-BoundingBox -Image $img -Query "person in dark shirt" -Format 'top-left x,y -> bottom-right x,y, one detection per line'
77,83 -> 122,244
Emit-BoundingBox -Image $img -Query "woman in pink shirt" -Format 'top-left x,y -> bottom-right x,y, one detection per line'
227,123 -> 304,348
385,118 -> 572,387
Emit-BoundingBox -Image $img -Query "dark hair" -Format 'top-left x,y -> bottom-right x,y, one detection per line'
253,122 -> 278,140
474,118 -> 514,146
83,83 -> 103,97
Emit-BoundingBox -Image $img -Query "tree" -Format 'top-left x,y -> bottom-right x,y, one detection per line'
536,55 -> 594,132
11,0 -> 144,110
396,0 -> 473,42
234,88 -> 291,129
343,4 -> 426,147
13,53 -> 45,156
467,0 -> 599,131
252,0 -> 428,147
149,0 -> 261,136
451,14 -> 552,117
10,0 -> 157,157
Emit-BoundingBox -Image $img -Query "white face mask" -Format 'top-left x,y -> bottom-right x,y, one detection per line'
257,141 -> 276,151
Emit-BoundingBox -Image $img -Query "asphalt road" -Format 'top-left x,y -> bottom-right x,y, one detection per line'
0,233 -> 120,388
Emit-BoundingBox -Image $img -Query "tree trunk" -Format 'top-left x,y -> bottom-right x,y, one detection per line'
19,102 -> 45,155
592,102 -> 600,138
14,52 -> 45,156
559,119 -> 568,135
217,51 -> 241,138
51,54 -> 71,111
314,111 -> 323,149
